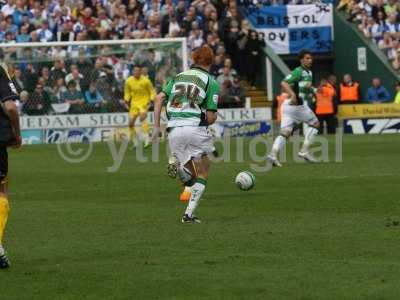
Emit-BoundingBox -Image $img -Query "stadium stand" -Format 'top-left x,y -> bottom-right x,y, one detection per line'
339,0 -> 400,71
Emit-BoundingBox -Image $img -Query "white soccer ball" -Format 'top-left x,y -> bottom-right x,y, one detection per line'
235,171 -> 255,191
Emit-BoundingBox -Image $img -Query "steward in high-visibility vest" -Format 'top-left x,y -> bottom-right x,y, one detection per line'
339,74 -> 360,103
315,78 -> 337,134
316,85 -> 335,115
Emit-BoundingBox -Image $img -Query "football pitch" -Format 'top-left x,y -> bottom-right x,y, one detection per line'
1,134 -> 400,299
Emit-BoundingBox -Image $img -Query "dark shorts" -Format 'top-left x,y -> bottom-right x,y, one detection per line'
0,147 -> 8,185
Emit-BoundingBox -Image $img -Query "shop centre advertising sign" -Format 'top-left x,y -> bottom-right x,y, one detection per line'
20,108 -> 272,145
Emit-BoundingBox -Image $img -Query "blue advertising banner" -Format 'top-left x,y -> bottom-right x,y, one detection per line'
344,118 -> 400,134
243,4 -> 333,54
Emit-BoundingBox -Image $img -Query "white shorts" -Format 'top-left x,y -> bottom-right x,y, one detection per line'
280,100 -> 318,129
168,126 -> 215,165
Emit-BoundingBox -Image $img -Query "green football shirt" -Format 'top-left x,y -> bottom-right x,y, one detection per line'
284,65 -> 315,105
162,67 -> 220,128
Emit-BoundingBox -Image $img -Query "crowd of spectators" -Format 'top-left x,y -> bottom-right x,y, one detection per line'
0,0 -> 270,115
338,0 -> 400,70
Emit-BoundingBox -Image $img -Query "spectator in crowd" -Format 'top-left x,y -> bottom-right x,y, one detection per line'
378,32 -> 394,54
22,63 -> 38,93
141,49 -> 158,85
51,77 -> 67,103
40,67 -> 51,90
84,82 -> 105,113
366,77 -> 391,103
219,79 -> 233,108
19,90 -> 29,114
12,0 -> 30,27
61,80 -> 85,114
388,38 -> 400,69
245,30 -> 261,89
339,74 -> 361,103
23,83 -> 52,115
385,14 -> 399,40
76,51 -> 93,91
50,46 -> 67,59
65,64 -> 84,91
236,19 -> 250,78
188,27 -> 204,50
371,0 -> 386,21
49,59 -> 67,87
384,0 -> 398,16
210,54 -> 224,77
217,66 -> 235,86
5,15 -> 18,35
220,58 -> 237,77
1,0 -> 16,17
13,66 -> 24,91
315,77 -> 338,134
224,19 -> 240,70
361,17 -> 384,44
56,22 -> 75,42
394,81 -> 400,104
36,20 -> 53,42
16,23 -> 30,42
228,76 -> 245,107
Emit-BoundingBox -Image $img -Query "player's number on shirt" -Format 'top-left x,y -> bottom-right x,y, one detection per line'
172,84 -> 200,108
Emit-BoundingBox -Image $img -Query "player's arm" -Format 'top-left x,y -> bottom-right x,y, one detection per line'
0,65 -> 21,147
153,79 -> 174,135
204,80 -> 219,126
282,69 -> 301,105
2,100 -> 21,147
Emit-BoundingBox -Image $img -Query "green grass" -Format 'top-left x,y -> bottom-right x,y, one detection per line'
1,134 -> 400,299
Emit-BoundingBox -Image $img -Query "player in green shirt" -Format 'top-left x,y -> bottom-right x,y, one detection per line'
268,50 -> 320,167
153,46 -> 219,224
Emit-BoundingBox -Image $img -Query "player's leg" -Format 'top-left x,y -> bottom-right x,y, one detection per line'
298,105 -> 320,162
0,148 -> 10,269
182,155 -> 210,223
139,108 -> 150,147
267,101 -> 295,167
166,127 -> 195,202
181,127 -> 214,223
129,108 -> 139,147
179,160 -> 197,203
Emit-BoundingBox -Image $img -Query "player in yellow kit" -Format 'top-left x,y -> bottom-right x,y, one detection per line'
124,65 -> 156,147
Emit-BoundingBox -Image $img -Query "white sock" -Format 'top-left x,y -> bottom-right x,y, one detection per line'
271,135 -> 286,157
0,245 -> 4,256
301,127 -> 318,153
185,178 -> 207,217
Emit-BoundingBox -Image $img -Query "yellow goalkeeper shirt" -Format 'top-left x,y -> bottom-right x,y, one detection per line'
124,75 -> 156,106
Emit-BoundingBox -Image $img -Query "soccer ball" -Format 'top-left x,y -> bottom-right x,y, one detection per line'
235,171 -> 255,191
